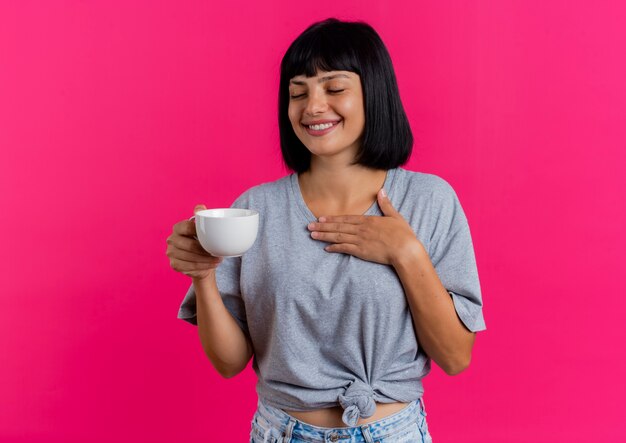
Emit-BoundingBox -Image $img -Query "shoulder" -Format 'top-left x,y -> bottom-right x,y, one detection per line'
394,167 -> 458,202
231,174 -> 293,209
393,168 -> 466,230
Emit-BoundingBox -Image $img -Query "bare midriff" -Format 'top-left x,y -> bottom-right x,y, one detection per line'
282,401 -> 410,428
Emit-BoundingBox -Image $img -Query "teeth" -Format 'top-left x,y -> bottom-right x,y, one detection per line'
308,122 -> 335,130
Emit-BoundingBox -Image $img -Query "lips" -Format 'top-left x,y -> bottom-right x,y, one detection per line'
302,119 -> 341,126
303,120 -> 341,136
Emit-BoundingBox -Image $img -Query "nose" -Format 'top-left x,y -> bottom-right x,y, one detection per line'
304,89 -> 328,116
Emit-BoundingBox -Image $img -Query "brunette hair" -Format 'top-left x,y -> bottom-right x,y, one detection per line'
278,18 -> 413,173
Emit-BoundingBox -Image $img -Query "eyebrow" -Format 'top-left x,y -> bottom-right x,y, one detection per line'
289,73 -> 350,85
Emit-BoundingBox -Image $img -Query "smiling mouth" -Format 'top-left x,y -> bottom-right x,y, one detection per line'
302,120 -> 341,136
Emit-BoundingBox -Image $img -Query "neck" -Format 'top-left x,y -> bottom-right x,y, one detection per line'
298,159 -> 389,209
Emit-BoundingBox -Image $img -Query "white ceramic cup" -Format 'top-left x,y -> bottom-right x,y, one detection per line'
189,208 -> 259,257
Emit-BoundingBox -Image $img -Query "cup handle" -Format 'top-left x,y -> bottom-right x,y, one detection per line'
188,215 -> 199,240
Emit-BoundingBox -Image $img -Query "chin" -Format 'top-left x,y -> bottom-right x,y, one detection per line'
306,146 -> 345,157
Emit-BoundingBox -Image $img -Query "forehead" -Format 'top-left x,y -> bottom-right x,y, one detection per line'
289,71 -> 355,85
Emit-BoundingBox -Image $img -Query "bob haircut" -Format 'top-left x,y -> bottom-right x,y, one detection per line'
279,18 -> 413,173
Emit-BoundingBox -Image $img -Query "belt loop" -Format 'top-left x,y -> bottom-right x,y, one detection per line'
361,424 -> 374,443
281,417 -> 296,443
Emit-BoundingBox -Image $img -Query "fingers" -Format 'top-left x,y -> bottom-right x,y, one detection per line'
307,221 -> 360,235
172,204 -> 206,237
167,206 -> 221,278
171,249 -> 222,263
310,230 -> 359,244
169,257 -> 222,274
317,215 -> 365,224
167,234 -> 208,255
377,189 -> 401,218
173,220 -> 197,237
181,270 -> 211,278
307,220 -> 363,244
324,242 -> 360,255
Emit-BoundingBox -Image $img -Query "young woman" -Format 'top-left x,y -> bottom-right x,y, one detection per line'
168,18 -> 486,443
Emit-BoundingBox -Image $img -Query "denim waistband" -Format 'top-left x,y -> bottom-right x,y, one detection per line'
253,397 -> 426,442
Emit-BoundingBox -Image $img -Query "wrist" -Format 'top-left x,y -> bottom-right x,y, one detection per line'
192,270 -> 216,288
391,239 -> 428,270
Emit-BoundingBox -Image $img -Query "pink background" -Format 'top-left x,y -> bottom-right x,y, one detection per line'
1,1 -> 625,442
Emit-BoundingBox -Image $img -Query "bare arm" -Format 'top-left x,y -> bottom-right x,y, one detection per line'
194,272 -> 253,378
167,209 -> 253,379
393,243 -> 475,376
306,191 -> 478,375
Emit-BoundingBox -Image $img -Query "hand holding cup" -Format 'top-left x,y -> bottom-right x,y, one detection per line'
191,207 -> 259,257
167,204 -> 259,280
166,204 -> 224,280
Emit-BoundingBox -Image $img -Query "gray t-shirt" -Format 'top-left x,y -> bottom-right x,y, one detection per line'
177,167 -> 486,426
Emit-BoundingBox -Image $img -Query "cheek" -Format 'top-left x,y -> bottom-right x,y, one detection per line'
288,105 -> 300,128
341,97 -> 364,119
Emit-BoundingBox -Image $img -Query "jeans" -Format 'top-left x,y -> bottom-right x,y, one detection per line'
250,397 -> 433,443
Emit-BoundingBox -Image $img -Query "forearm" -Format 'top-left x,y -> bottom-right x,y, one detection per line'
393,242 -> 475,375
193,273 -> 252,378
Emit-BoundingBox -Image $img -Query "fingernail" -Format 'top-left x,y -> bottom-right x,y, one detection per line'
380,188 -> 387,198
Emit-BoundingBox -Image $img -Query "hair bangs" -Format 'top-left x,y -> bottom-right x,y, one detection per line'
281,27 -> 361,80
278,18 -> 413,173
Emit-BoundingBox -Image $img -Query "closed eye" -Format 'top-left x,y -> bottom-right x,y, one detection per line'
290,89 -> 345,99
